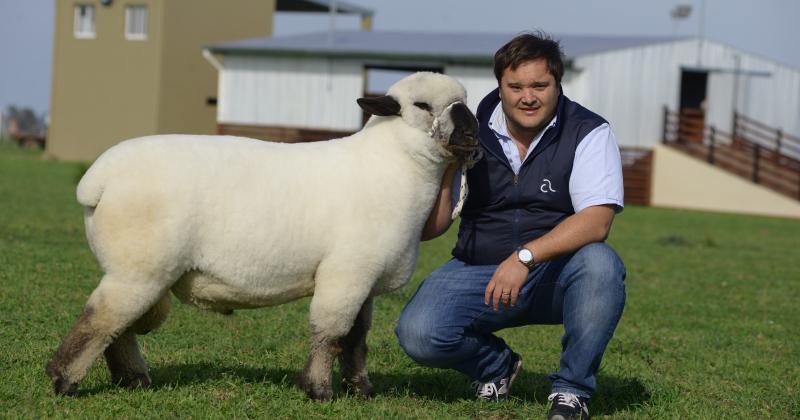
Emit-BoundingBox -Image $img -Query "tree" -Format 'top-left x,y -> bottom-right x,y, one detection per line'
5,106 -> 44,134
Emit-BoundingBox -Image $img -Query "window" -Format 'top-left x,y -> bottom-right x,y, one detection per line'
74,5 -> 96,39
125,5 -> 148,40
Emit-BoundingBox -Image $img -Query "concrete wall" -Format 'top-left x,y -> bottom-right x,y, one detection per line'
47,0 -> 164,161
158,0 -> 274,135
651,144 -> 800,219
47,0 -> 275,162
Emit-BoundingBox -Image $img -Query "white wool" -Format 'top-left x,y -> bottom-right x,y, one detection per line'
76,72 -> 475,332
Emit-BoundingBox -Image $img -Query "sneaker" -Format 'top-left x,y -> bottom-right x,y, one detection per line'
473,352 -> 522,401
547,392 -> 590,420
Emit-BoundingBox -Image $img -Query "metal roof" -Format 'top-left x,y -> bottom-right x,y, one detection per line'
276,0 -> 374,16
208,30 -> 686,66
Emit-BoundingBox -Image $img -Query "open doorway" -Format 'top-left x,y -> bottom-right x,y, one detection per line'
678,69 -> 708,142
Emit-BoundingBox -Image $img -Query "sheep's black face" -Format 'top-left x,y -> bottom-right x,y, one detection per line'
446,102 -> 480,160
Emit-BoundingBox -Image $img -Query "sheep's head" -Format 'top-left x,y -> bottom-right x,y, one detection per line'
357,72 -> 480,163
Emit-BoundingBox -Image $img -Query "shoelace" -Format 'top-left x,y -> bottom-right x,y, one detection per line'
548,392 -> 581,408
473,381 -> 500,399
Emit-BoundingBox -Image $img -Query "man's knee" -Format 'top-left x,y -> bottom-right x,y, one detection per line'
570,242 -> 626,286
562,242 -> 626,324
395,311 -> 461,367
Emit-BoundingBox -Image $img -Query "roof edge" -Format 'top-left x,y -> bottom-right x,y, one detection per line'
208,47 -> 495,66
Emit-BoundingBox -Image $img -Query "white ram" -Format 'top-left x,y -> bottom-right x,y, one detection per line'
46,72 -> 479,400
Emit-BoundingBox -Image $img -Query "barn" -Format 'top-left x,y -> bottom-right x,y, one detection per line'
204,30 -> 800,218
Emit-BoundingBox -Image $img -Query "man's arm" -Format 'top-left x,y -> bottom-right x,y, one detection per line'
421,162 -> 460,241
484,204 -> 616,310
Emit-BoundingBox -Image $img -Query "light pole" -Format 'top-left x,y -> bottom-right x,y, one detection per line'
670,4 -> 692,37
697,0 -> 706,66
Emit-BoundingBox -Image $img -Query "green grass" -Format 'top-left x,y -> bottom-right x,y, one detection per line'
1,142 -> 798,418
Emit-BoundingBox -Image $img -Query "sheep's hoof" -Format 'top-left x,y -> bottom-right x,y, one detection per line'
51,377 -> 79,397
112,373 -> 152,390
343,378 -> 374,398
304,386 -> 333,402
298,378 -> 333,401
46,364 -> 78,397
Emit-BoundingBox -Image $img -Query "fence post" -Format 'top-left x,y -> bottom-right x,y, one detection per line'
776,129 -> 783,155
732,111 -> 739,141
752,144 -> 761,183
662,106 -> 668,144
708,126 -> 716,165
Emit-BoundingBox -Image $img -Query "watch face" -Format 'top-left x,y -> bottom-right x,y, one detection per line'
518,248 -> 533,263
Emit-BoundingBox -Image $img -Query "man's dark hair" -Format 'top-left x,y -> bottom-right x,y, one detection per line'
493,31 -> 565,85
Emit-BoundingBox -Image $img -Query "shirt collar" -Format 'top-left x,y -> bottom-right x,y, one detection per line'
487,102 -> 558,143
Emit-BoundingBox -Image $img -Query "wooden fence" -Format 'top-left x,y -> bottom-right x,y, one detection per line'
620,147 -> 652,206
662,106 -> 800,200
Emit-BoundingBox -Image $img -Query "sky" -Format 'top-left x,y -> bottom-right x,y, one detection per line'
1,0 -> 799,115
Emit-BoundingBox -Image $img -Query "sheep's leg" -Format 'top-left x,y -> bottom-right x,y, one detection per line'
46,275 -> 168,396
103,293 -> 171,389
299,331 -> 341,401
299,271 -> 376,401
103,329 -> 150,389
338,297 -> 374,398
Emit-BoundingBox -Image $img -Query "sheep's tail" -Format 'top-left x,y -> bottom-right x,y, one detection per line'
76,160 -> 108,208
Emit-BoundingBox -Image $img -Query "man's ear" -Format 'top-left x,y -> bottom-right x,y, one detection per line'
357,95 -> 401,116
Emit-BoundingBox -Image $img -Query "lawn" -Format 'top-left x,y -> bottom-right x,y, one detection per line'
1,142 -> 798,418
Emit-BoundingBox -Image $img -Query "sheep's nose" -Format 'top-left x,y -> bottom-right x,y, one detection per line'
448,103 -> 479,152
450,102 -> 472,120
450,103 -> 478,138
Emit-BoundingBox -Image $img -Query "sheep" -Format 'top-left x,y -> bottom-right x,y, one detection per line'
45,72 -> 480,401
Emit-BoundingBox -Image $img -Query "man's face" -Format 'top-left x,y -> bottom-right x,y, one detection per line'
499,58 -> 559,141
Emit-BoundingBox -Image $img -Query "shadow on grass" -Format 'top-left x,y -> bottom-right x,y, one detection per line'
80,362 -> 649,415
374,369 -> 650,416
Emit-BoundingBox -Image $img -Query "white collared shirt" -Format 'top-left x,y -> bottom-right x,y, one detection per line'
488,103 -> 557,175
457,102 -> 624,213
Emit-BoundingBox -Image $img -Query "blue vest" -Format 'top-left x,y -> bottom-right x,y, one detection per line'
452,88 -> 607,265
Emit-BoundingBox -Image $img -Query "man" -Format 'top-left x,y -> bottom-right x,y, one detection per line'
395,32 -> 626,420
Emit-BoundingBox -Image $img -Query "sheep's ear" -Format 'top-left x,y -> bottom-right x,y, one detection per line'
357,95 -> 401,116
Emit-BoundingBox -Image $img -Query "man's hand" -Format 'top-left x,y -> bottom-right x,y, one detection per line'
484,253 -> 529,311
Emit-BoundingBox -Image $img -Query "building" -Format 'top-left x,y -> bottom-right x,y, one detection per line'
204,30 -> 800,218
46,0 -> 373,162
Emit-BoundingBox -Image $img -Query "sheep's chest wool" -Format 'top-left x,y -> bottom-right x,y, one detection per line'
46,72 -> 480,401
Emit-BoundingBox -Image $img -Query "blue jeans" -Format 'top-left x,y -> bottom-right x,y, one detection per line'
395,242 -> 626,398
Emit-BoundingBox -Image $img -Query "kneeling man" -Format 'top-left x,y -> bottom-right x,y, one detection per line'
396,32 -> 626,420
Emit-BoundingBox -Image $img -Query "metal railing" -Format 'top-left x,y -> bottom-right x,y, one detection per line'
662,106 -> 800,200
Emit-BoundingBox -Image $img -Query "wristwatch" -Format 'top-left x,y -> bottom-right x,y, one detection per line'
516,246 -> 537,270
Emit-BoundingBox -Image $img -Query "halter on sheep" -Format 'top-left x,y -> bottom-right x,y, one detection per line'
45,72 -> 481,400
427,101 -> 484,220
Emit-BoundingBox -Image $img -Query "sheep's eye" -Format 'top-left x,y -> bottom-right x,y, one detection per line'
413,102 -> 432,112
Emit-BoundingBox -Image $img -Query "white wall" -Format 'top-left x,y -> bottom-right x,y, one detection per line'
702,42 -> 800,140
568,39 -> 800,149
446,65 -> 498,113
706,72 -> 735,135
219,56 -> 364,131
217,40 -> 800,146
567,39 -> 697,148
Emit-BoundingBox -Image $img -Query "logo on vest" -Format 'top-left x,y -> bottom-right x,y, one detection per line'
540,179 -> 557,193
